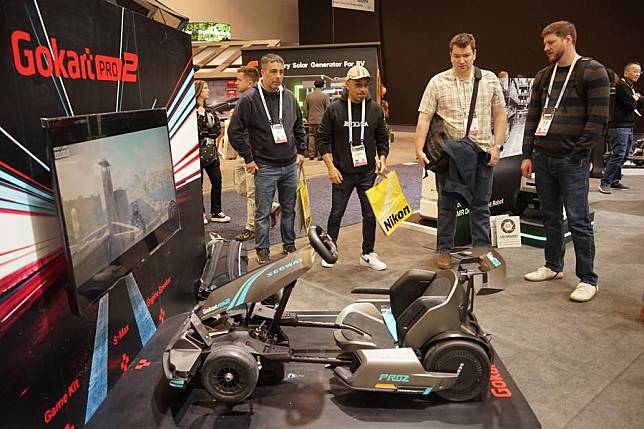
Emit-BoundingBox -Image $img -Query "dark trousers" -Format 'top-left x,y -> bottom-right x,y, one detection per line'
534,153 -> 598,286
307,124 -> 319,158
601,127 -> 633,187
201,160 -> 222,215
327,171 -> 377,254
436,165 -> 493,251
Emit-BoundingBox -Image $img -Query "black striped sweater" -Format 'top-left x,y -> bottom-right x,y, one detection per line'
522,59 -> 610,160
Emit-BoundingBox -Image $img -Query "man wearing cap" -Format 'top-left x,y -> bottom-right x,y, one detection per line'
229,53 -> 306,264
414,33 -> 506,270
316,65 -> 389,270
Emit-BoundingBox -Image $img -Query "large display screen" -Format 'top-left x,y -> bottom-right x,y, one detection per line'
42,109 -> 180,313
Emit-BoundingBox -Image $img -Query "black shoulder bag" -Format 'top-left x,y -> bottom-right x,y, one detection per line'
424,66 -> 482,174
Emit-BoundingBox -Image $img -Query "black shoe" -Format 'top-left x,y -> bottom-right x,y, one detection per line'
256,249 -> 270,264
611,182 -> 630,190
282,244 -> 296,255
235,229 -> 254,241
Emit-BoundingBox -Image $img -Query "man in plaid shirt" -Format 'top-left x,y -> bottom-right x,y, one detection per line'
415,33 -> 507,269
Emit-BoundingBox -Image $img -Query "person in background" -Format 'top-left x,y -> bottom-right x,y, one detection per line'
231,66 -> 280,242
195,80 -> 230,225
599,61 -> 643,193
228,54 -> 306,264
316,65 -> 389,271
303,79 -> 330,160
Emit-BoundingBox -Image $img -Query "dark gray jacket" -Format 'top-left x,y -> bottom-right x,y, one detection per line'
443,138 -> 489,205
228,85 -> 306,166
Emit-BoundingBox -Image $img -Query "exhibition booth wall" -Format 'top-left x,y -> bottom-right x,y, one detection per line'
299,0 -> 644,128
0,0 -> 204,427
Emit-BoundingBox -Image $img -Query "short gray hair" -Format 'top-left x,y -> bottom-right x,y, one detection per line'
260,53 -> 284,69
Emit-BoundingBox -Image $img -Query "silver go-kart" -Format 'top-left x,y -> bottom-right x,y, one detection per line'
163,225 -> 505,403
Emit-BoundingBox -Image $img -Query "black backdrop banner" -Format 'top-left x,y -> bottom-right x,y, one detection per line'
241,43 -> 380,106
0,0 -> 203,427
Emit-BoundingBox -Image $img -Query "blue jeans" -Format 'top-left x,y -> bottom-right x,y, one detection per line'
254,162 -> 298,251
534,154 -> 597,286
601,127 -> 633,187
327,171 -> 377,254
436,165 -> 493,251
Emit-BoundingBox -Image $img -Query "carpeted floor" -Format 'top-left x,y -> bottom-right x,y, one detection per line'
203,162 -> 424,248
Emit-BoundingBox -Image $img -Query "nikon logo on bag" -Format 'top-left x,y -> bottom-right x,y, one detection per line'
366,171 -> 413,237
384,205 -> 411,232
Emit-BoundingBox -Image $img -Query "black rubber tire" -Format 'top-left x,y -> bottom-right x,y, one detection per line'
200,345 -> 259,403
423,340 -> 490,402
258,358 -> 285,385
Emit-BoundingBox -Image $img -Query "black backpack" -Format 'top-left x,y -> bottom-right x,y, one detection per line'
196,233 -> 248,299
532,58 -> 616,123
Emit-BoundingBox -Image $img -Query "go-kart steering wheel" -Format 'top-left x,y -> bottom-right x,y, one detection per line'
308,225 -> 338,264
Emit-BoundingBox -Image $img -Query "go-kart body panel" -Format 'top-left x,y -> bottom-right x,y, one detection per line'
333,347 -> 461,394
197,248 -> 315,321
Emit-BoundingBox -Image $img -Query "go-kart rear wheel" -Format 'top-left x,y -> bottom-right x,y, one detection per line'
200,345 -> 259,403
423,340 -> 490,402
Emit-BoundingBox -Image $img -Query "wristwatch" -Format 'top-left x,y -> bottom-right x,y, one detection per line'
495,145 -> 504,152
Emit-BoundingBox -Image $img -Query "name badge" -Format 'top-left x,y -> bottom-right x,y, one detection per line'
535,107 -> 556,137
351,144 -> 368,167
271,124 -> 288,144
467,113 -> 480,136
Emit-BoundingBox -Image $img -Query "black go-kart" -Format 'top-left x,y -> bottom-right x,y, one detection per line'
163,225 -> 506,404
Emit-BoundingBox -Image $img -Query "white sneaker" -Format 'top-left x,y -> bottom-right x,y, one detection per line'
211,212 -> 231,223
360,253 -> 387,271
321,258 -> 335,268
569,282 -> 598,302
203,215 -> 208,225
524,266 -> 563,282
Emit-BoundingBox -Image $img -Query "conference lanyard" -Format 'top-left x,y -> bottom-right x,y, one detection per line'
347,98 -> 366,145
544,55 -> 580,109
258,78 -> 283,125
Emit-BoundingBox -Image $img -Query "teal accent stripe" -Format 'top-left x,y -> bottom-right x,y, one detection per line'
167,69 -> 194,118
85,295 -> 109,423
125,274 -> 156,346
0,170 -> 54,201
422,387 -> 432,395
228,265 -> 272,310
521,231 -> 572,241
381,308 -> 398,344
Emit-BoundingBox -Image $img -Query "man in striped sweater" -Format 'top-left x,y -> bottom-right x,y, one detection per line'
521,21 -> 610,302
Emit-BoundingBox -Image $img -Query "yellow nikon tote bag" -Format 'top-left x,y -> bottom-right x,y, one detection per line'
366,171 -> 412,236
296,167 -> 313,231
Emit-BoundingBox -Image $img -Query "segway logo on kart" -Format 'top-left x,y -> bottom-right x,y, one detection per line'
383,205 -> 411,232
11,30 -> 138,82
378,373 -> 410,383
266,258 -> 303,278
202,298 -> 231,315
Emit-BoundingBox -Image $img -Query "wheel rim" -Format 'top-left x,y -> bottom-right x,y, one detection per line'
211,363 -> 247,396
433,349 -> 485,394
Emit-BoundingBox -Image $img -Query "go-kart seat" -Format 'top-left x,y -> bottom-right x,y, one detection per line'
395,269 -> 461,348
388,269 -> 437,321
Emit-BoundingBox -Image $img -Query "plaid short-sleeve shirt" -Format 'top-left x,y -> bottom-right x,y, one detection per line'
418,67 -> 505,148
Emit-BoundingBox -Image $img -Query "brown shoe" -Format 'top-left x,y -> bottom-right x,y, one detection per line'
437,251 -> 452,269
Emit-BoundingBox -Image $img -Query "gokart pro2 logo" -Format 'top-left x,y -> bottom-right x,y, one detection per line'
11,30 -> 138,82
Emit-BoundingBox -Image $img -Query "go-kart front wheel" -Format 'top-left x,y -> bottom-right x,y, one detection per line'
200,345 -> 259,403
423,340 -> 490,402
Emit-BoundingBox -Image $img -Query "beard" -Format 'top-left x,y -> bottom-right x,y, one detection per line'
547,49 -> 564,64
